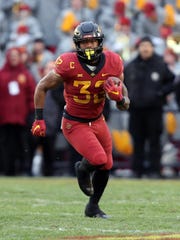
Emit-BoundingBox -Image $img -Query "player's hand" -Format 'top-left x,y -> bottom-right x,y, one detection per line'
116,96 -> 130,110
104,78 -> 123,102
31,120 -> 46,137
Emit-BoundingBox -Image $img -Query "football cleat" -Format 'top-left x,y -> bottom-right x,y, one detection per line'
75,161 -> 94,197
85,203 -> 109,219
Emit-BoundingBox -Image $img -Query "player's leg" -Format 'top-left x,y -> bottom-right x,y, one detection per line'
84,118 -> 112,218
75,157 -> 97,196
62,116 -> 109,196
62,116 -> 112,198
62,116 -> 112,217
85,169 -> 110,218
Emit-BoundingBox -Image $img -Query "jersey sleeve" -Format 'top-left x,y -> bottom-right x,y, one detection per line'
111,52 -> 124,75
54,53 -> 74,78
105,51 -> 124,77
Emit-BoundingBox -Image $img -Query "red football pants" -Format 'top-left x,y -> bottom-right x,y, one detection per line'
61,116 -> 113,170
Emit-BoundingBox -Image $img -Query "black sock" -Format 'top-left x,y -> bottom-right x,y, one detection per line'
79,158 -> 96,172
79,158 -> 104,172
89,169 -> 110,205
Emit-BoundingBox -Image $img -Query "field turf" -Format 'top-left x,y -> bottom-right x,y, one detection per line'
0,177 -> 180,240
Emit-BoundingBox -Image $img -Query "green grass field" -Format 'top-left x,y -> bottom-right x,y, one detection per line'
0,177 -> 180,240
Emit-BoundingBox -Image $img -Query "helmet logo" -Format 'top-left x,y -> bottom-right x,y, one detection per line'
85,49 -> 95,60
74,28 -> 80,36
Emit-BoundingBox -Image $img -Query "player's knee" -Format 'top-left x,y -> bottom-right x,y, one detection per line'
92,152 -> 107,166
103,160 -> 113,170
100,154 -> 113,170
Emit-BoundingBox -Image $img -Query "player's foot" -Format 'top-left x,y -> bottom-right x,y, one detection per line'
75,161 -> 94,196
85,203 -> 109,219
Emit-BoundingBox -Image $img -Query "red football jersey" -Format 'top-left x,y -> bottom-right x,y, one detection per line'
54,50 -> 123,119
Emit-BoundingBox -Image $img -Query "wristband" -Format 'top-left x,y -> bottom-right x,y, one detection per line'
35,108 -> 43,120
116,97 -> 125,106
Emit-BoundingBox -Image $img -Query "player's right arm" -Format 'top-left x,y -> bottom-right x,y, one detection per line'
34,70 -> 63,110
31,70 -> 63,137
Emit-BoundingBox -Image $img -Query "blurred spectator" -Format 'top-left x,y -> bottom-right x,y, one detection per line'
128,0 -> 146,22
163,3 -> 180,33
135,2 -> 165,38
114,0 -> 126,18
164,45 -> 180,117
163,48 -> 179,137
159,4 -> 180,41
55,22 -> 77,57
57,0 -> 95,33
7,24 -> 33,50
99,0 -> 116,6
0,47 -> 36,176
0,48 -> 5,68
160,23 -> 173,40
163,47 -> 179,75
34,0 -> 64,53
163,4 -> 176,28
107,16 -> 138,63
0,0 -> 37,17
87,0 -> 99,10
55,0 -> 95,56
30,37 -> 54,83
96,1 -> 115,38
7,2 -> 43,49
0,9 -> 9,50
124,36 -> 175,178
134,2 -> 167,55
163,47 -> 180,107
19,46 -> 32,69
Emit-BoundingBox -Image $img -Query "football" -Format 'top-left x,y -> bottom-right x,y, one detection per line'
106,76 -> 121,86
104,76 -> 122,100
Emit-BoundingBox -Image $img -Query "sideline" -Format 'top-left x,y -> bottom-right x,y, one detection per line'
62,233 -> 180,240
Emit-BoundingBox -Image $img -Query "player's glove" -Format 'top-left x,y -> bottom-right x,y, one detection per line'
104,78 -> 123,102
31,120 -> 46,137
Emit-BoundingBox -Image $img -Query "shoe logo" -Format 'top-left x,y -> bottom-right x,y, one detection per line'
102,73 -> 109,77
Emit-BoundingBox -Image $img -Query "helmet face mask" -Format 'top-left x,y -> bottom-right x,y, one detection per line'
73,21 -> 104,63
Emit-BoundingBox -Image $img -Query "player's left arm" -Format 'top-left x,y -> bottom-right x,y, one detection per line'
117,73 -> 130,110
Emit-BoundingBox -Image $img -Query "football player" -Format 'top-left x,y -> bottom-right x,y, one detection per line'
31,21 -> 130,218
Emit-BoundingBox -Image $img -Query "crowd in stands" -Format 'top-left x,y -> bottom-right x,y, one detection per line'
0,0 -> 179,177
